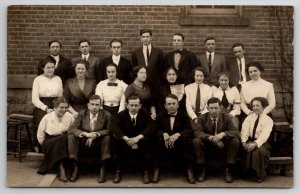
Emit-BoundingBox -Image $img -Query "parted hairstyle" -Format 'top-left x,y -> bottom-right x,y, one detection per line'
192,67 -> 206,77
53,97 -> 69,108
173,33 -> 184,41
165,94 -> 178,103
246,61 -> 264,74
89,94 -> 101,102
74,60 -> 90,71
131,65 -> 147,80
126,95 -> 141,103
232,43 -> 245,50
207,97 -> 222,106
48,40 -> 62,48
217,71 -> 230,79
110,39 -> 123,47
78,39 -> 91,46
40,56 -> 56,69
250,97 -> 269,109
140,29 -> 152,36
204,37 -> 216,43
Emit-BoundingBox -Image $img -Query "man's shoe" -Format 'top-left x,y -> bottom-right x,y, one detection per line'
224,168 -> 233,183
152,168 -> 159,183
143,171 -> 150,184
197,168 -> 206,182
113,170 -> 121,183
97,167 -> 106,183
187,168 -> 195,184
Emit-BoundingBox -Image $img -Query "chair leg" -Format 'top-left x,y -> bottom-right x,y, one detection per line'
18,125 -> 22,163
26,123 -> 35,152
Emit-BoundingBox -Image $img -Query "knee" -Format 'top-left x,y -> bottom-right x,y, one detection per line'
192,137 -> 203,146
229,138 -> 240,147
101,135 -> 111,144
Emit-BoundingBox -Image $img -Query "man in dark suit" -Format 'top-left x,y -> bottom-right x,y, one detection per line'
198,37 -> 226,86
38,40 -> 74,85
192,97 -> 240,183
132,29 -> 164,87
228,43 -> 251,91
154,94 -> 195,184
164,33 -> 200,85
71,39 -> 100,81
111,95 -> 155,184
96,39 -> 132,84
69,95 -> 111,183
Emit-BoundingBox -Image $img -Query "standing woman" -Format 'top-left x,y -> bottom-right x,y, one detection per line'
37,97 -> 75,182
211,72 -> 241,129
124,65 -> 156,120
158,67 -> 186,112
32,56 -> 63,151
64,60 -> 96,118
95,63 -> 128,115
240,62 -> 275,121
241,97 -> 273,182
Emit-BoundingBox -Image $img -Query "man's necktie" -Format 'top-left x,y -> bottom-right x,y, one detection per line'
208,53 -> 212,74
83,56 -> 87,61
90,115 -> 97,131
195,84 -> 201,114
174,52 -> 181,70
251,115 -> 260,140
212,119 -> 217,135
146,46 -> 150,62
221,90 -> 229,109
107,82 -> 118,86
238,58 -> 242,81
132,117 -> 136,126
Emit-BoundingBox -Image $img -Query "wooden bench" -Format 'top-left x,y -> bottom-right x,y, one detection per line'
268,156 -> 293,177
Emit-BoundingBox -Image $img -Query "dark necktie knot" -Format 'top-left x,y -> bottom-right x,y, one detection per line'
107,82 -> 118,86
174,50 -> 182,54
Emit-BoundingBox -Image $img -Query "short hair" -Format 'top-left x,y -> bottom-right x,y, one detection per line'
48,40 -> 62,48
53,97 -> 68,108
106,63 -> 118,71
232,43 -> 245,50
204,37 -> 216,43
165,94 -> 178,103
140,29 -> 152,36
247,61 -> 264,74
192,67 -> 206,77
78,39 -> 91,46
89,95 -> 101,102
73,60 -> 89,72
131,65 -> 146,80
110,39 -> 123,47
207,97 -> 222,106
217,71 -> 230,79
126,95 -> 140,103
173,33 -> 184,41
40,56 -> 56,69
250,97 -> 269,109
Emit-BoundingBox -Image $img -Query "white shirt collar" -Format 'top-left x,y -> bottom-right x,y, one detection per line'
90,112 -> 98,119
218,86 -> 230,91
51,55 -> 60,60
210,116 -> 219,122
82,53 -> 90,60
143,44 -> 152,50
112,54 -> 120,59
129,112 -> 138,119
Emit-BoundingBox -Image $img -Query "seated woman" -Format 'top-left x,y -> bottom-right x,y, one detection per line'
37,97 -> 75,182
158,67 -> 186,112
124,65 -> 156,120
95,63 -> 127,115
32,56 -> 63,151
241,97 -> 273,183
240,62 -> 275,122
64,60 -> 96,118
211,72 -> 241,129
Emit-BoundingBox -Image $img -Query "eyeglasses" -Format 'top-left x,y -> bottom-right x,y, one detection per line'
112,46 -> 121,49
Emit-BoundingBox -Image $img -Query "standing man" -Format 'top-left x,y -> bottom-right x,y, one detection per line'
198,37 -> 226,86
68,95 -> 111,183
72,39 -> 100,81
229,43 -> 250,91
192,97 -> 240,183
111,95 -> 156,184
96,39 -> 132,84
38,40 -> 74,85
164,33 -> 200,85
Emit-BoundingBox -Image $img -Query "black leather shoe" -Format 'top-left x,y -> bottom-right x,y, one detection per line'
97,167 -> 106,183
152,168 -> 159,183
197,168 -> 206,182
224,168 -> 233,183
59,173 -> 68,182
187,168 -> 195,184
113,170 -> 121,183
143,171 -> 150,184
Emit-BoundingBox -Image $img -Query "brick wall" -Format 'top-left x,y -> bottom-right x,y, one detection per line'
7,5 -> 294,120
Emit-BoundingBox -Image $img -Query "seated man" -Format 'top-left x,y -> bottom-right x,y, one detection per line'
154,94 -> 195,184
68,95 -> 111,183
111,95 -> 155,184
192,97 -> 240,183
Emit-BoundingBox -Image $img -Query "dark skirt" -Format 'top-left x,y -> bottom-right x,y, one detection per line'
103,105 -> 119,115
72,103 -> 88,113
33,97 -> 57,128
243,142 -> 271,179
37,133 -> 69,174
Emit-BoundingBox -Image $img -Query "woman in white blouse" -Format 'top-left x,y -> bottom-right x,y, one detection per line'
240,62 -> 275,121
32,57 -> 63,151
37,97 -> 75,182
212,72 -> 241,129
95,63 -> 127,115
241,97 -> 273,183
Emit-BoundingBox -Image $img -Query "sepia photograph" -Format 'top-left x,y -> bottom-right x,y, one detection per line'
6,5 -> 293,188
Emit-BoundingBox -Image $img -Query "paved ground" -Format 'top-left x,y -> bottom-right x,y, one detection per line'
6,155 -> 293,188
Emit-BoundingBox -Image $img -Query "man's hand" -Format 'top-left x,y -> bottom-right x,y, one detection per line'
163,133 -> 170,149
86,137 -> 94,147
168,133 -> 181,148
127,134 -> 144,147
214,132 -> 226,142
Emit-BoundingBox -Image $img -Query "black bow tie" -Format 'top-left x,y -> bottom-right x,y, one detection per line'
107,82 -> 118,86
174,50 -> 182,54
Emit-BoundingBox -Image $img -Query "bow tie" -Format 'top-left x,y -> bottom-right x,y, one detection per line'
107,82 -> 118,86
174,50 -> 182,54
169,114 -> 176,117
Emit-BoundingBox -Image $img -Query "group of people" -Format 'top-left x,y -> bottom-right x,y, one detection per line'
32,29 -> 276,185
